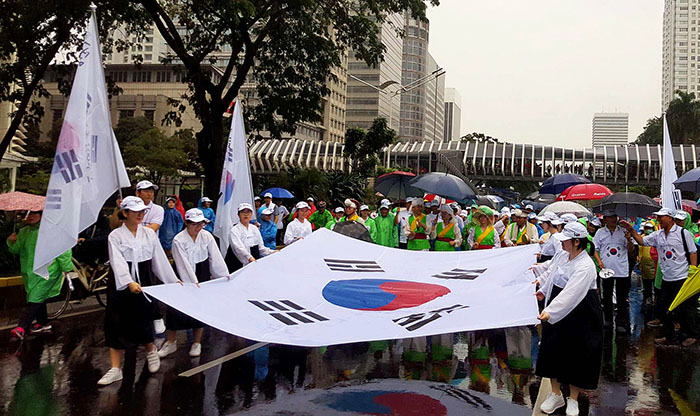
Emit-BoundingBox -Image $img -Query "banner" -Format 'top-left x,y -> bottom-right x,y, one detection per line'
661,114 -> 681,210
144,229 -> 540,347
213,99 -> 255,255
34,8 -> 130,277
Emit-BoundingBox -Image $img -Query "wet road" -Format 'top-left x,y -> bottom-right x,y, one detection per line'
0,275 -> 698,415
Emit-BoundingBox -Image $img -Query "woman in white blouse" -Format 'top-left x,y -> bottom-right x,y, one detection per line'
283,201 -> 313,245
533,222 -> 604,416
158,208 -> 229,359
98,196 -> 181,386
225,202 -> 275,272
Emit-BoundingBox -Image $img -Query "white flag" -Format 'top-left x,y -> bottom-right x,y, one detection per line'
145,229 -> 540,347
34,8 -> 130,277
661,115 -> 682,210
213,99 -> 255,255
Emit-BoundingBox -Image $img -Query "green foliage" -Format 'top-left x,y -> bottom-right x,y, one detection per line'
636,90 -> 700,145
460,132 -> 501,143
344,117 -> 397,176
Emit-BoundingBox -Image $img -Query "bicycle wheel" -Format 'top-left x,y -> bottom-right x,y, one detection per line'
46,276 -> 72,319
91,266 -> 110,308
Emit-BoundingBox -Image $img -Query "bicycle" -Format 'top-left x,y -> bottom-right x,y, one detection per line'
45,257 -> 111,320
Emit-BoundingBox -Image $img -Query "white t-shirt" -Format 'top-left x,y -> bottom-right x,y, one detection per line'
172,229 -> 229,283
396,210 -> 411,244
142,201 -> 164,232
593,226 -> 630,278
275,205 -> 289,230
284,218 -> 312,245
642,225 -> 697,282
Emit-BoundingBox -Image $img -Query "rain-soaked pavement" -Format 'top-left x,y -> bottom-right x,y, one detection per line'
0,275 -> 699,415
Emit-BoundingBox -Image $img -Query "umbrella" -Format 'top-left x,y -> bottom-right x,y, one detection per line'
471,195 -> 495,208
669,265 -> 700,311
521,199 -> 548,212
528,193 -> 557,204
424,194 -> 455,204
332,221 -> 373,243
539,173 -> 590,195
655,198 -> 698,214
593,193 -> 660,218
674,167 -> 700,193
374,171 -> 423,200
260,187 -> 294,199
538,201 -> 590,217
408,172 -> 476,202
558,183 -> 613,201
0,191 -> 45,212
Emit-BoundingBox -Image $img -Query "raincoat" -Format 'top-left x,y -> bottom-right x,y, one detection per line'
198,198 -> 216,233
7,224 -> 73,303
373,212 -> 398,247
309,208 -> 334,230
159,205 -> 184,250
260,217 -> 277,250
173,195 -> 186,220
363,217 -> 377,242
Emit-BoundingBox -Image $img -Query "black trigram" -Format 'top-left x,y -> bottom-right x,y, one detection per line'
45,189 -> 62,210
54,149 -> 83,184
393,304 -> 469,332
432,268 -> 486,280
324,258 -> 384,273
429,385 -> 492,410
248,299 -> 329,326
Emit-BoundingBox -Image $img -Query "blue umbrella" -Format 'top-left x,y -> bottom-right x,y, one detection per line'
261,187 -> 295,199
408,172 -> 476,202
539,174 -> 590,195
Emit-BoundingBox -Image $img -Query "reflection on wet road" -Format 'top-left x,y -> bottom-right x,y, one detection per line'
0,276 -> 698,415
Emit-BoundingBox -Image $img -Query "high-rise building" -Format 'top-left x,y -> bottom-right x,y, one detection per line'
399,14 -> 444,142
592,113 -> 629,147
346,14 -> 404,133
662,0 -> 699,109
444,88 -> 462,141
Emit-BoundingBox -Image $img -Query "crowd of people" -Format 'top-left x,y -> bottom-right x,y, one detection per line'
5,180 -> 700,415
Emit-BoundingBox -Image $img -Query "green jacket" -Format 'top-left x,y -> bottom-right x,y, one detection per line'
374,213 -> 398,247
364,217 -> 377,242
309,209 -> 334,230
7,224 -> 73,303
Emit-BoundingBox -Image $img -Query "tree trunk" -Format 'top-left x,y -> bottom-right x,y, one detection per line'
197,114 -> 226,203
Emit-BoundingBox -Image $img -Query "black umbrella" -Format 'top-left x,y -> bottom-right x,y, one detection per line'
532,193 -> 557,204
469,195 -> 495,208
674,167 -> 700,193
521,199 -> 548,212
333,221 -> 373,243
539,174 -> 590,195
408,172 -> 476,202
591,192 -> 660,218
374,171 -> 423,200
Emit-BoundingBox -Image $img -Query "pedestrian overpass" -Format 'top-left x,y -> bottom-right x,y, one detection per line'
249,139 -> 699,185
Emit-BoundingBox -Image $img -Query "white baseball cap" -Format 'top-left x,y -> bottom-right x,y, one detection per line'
538,212 -> 558,223
307,196 -> 314,202
380,201 -> 391,209
360,204 -> 369,211
554,222 -> 589,241
238,202 -> 254,212
200,197 -> 213,203
136,180 -> 159,191
560,213 -> 578,224
263,192 -> 273,198
439,204 -> 454,215
254,196 -> 261,201
525,204 -> 534,210
380,198 -> 390,206
185,208 -> 209,223
261,207 -> 274,216
589,217 -> 601,227
120,196 -> 147,211
653,207 -> 675,217
412,198 -> 424,207
334,207 -> 345,213
296,201 -> 310,210
674,210 -> 688,220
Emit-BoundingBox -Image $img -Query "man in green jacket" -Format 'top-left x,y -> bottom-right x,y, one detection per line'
8,210 -> 74,340
374,202 -> 398,247
359,204 -> 377,242
309,201 -> 333,230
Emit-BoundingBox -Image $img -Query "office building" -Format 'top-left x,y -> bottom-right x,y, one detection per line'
444,88 -> 462,141
662,0 -> 700,109
592,112 -> 629,147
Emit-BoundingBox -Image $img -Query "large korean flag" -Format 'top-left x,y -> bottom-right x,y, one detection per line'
144,229 -> 540,346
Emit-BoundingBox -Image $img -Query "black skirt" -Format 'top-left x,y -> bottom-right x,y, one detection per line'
536,285 -> 604,390
225,245 -> 261,273
105,260 -> 158,349
539,254 -> 554,262
165,259 -> 211,331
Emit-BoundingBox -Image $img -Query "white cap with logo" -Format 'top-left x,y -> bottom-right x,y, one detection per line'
185,208 -> 209,223
554,222 -> 589,241
238,202 -> 254,212
653,207 -> 675,217
120,196 -> 147,211
674,210 -> 688,220
263,192 -> 273,198
296,201 -> 310,210
360,204 -> 369,211
136,180 -> 159,191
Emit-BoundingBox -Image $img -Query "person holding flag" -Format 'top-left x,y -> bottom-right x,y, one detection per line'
537,213 -> 562,262
404,198 -> 431,251
431,204 -> 461,251
467,206 -> 500,250
99,196 -> 181,386
158,208 -> 229,359
8,210 -> 74,340
226,203 -> 276,272
373,201 -> 398,248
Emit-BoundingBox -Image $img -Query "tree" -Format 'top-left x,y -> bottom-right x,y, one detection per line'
636,90 -> 700,145
0,1 -> 147,164
344,117 -> 397,176
460,132 -> 501,143
137,0 -> 435,196
635,116 -> 662,146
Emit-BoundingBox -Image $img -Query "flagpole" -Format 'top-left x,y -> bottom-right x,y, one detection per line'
178,342 -> 269,377
90,3 -> 124,199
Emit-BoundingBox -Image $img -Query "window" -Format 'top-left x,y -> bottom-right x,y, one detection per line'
119,110 -> 135,120
144,54 -> 152,61
145,45 -> 153,52
155,71 -> 171,82
143,110 -> 155,124
132,71 -> 152,82
52,109 -> 63,126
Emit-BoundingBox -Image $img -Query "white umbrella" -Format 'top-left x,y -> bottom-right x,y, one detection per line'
538,201 -> 590,217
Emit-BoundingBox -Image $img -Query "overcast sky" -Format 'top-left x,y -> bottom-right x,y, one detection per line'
426,0 -> 663,147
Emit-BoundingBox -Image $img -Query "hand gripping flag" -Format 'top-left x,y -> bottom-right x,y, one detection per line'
34,7 -> 130,277
213,99 -> 255,255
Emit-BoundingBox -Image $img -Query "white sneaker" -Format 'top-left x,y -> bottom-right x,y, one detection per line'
158,340 -> 177,358
540,392 -> 565,414
189,342 -> 202,357
146,350 -> 161,373
153,319 -> 166,334
566,398 -> 579,416
97,367 -> 123,386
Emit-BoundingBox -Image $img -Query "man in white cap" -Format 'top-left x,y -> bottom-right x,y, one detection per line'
136,180 -> 164,233
340,199 -> 365,225
284,201 -> 313,245
504,209 -> 539,246
374,200 -> 398,247
260,192 -> 278,223
326,207 -> 344,230
593,210 -> 634,332
359,204 -> 376,241
621,208 -> 698,347
404,198 -> 431,251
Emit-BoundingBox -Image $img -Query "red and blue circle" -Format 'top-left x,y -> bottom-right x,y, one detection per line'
316,390 -> 447,415
322,279 -> 450,311
666,250 -> 674,259
609,248 -> 618,255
